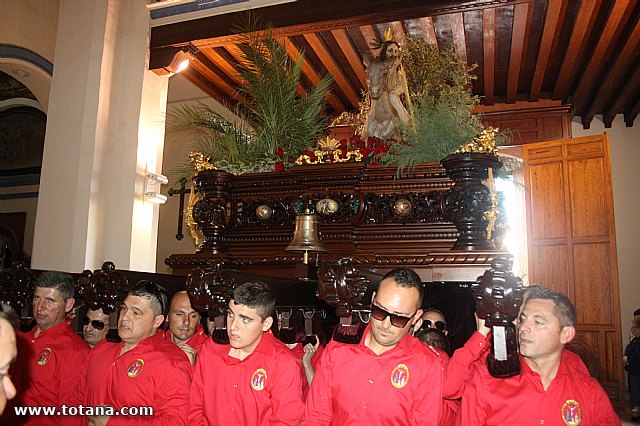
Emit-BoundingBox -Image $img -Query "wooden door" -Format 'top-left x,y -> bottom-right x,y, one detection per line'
523,134 -> 623,405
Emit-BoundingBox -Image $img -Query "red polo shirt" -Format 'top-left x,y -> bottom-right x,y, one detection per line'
302,324 -> 443,425
456,349 -> 620,425
10,320 -> 89,426
443,331 -> 490,399
188,331 -> 305,425
85,333 -> 191,425
426,345 -> 458,426
163,324 -> 209,351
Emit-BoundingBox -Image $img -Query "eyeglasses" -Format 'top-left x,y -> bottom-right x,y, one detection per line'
370,303 -> 414,328
81,316 -> 106,330
421,319 -> 446,332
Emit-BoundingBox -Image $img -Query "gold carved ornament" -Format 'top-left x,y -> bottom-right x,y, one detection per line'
294,136 -> 364,165
453,127 -> 500,156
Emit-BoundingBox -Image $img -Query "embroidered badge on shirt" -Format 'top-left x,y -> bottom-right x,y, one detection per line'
390,364 -> 409,389
251,368 -> 267,391
127,359 -> 145,378
36,348 -> 52,365
561,399 -> 582,425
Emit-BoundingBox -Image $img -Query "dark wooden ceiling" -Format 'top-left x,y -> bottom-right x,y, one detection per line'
150,0 -> 640,129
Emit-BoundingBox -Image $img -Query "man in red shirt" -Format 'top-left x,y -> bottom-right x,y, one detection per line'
188,281 -> 305,425
457,286 -> 620,425
163,291 -> 208,365
85,281 -> 191,425
10,271 -> 89,426
303,267 -> 443,425
82,307 -> 110,348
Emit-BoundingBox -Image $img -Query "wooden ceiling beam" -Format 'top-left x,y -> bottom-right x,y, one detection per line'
604,64 -> 640,127
450,13 -> 468,64
331,29 -> 368,88
303,33 -> 361,108
624,86 -> 640,127
506,2 -> 529,104
278,38 -> 346,112
530,0 -> 566,101
572,0 -> 633,117
418,17 -> 439,47
582,16 -> 640,128
359,25 -> 379,56
151,0 -> 524,49
190,54 -> 246,104
180,67 -> 236,108
482,7 -> 496,105
551,0 -> 600,101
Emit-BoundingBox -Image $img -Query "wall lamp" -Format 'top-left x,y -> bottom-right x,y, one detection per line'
165,43 -> 198,74
145,172 -> 169,205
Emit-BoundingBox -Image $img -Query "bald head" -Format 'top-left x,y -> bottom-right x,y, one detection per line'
167,291 -> 201,346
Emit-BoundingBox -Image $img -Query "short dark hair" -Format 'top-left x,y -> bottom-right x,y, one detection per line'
36,271 -> 75,301
415,328 -> 450,353
381,268 -> 424,307
525,286 -> 576,328
0,303 -> 18,331
231,281 -> 275,321
634,308 -> 640,317
128,281 -> 168,318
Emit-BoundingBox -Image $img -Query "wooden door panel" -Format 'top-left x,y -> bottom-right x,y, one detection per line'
568,158 -> 609,238
529,162 -> 566,240
530,245 -> 569,294
524,134 -> 623,406
573,243 -> 613,325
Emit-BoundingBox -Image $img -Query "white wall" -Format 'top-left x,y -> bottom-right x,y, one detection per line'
572,115 -> 640,346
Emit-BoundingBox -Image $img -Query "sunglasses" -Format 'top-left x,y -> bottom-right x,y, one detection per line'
421,319 -> 446,332
81,316 -> 106,331
370,303 -> 414,328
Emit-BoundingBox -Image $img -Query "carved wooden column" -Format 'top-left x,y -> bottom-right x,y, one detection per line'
472,254 -> 524,378
441,152 -> 502,250
192,170 -> 231,254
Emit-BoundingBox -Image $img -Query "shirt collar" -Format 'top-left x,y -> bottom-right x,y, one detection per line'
119,331 -> 163,353
359,323 -> 414,355
28,319 -> 73,339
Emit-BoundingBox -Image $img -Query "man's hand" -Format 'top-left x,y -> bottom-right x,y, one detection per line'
88,405 -> 112,426
475,314 -> 491,338
302,336 -> 320,367
181,343 -> 197,366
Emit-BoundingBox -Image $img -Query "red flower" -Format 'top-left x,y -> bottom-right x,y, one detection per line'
275,161 -> 285,172
275,147 -> 285,157
339,139 -> 348,148
360,147 -> 374,157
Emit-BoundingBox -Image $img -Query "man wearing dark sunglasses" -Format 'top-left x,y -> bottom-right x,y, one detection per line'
304,267 -> 443,425
85,281 -> 191,425
420,308 -> 448,335
82,308 -> 110,348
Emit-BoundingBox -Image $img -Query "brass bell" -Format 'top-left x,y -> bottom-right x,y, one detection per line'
286,210 -> 327,262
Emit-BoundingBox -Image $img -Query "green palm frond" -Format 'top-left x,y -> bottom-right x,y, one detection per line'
168,22 -> 331,179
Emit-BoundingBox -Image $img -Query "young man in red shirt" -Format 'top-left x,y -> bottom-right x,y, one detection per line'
10,271 -> 89,426
457,286 -> 620,425
163,290 -> 208,365
188,281 -> 305,425
85,281 -> 191,425
303,267 -> 443,425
